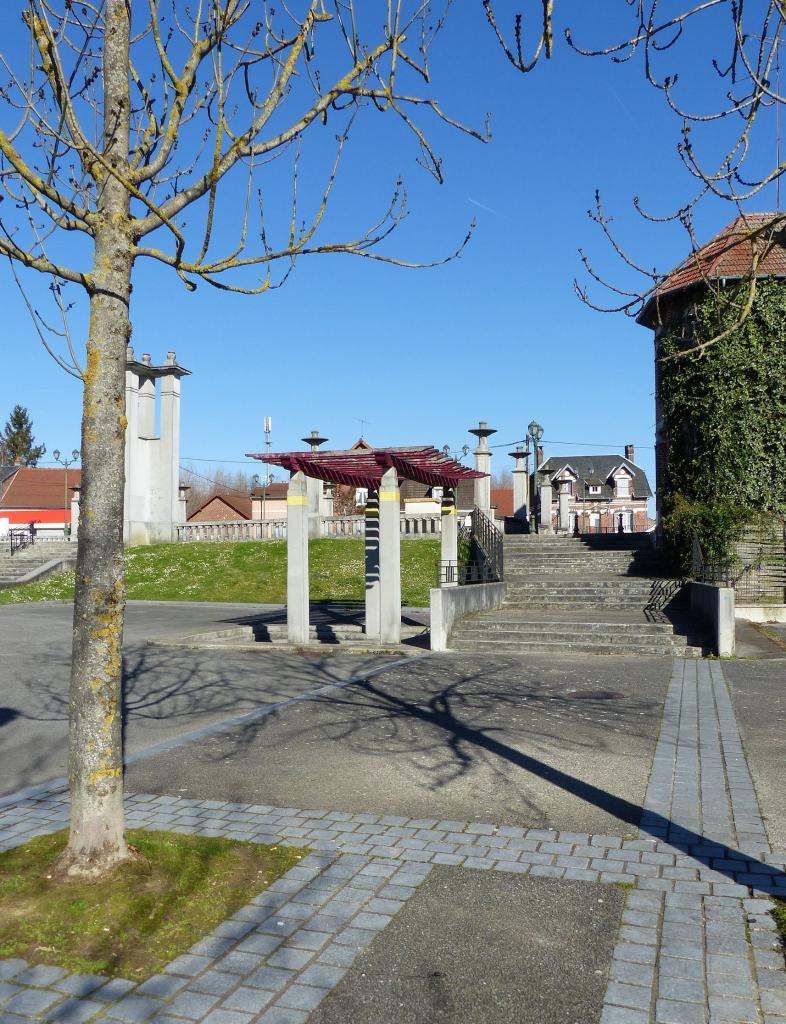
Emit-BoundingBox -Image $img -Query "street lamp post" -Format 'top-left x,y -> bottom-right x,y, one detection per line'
527,421 -> 544,533
52,448 -> 80,539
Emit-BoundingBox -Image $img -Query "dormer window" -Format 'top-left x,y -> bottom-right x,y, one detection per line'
616,477 -> 630,498
588,485 -> 601,495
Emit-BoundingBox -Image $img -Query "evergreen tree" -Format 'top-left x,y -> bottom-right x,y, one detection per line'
1,406 -> 46,466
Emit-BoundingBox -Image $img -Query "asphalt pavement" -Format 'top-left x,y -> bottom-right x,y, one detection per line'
310,868 -> 623,1024
0,601 -> 393,797
126,651 -> 672,835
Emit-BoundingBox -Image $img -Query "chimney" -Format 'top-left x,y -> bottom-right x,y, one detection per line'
624,444 -> 635,463
537,445 -> 544,468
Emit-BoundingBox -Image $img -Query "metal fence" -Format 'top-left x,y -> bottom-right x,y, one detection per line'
691,524 -> 786,604
440,507 -> 504,586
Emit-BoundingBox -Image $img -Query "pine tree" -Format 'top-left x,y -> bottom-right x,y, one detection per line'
1,406 -> 46,466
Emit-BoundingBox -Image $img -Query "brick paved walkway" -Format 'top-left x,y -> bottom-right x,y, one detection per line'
0,658 -> 784,1024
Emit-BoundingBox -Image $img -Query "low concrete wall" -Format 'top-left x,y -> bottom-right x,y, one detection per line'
429,582 -> 506,652
688,582 -> 735,656
735,604 -> 786,623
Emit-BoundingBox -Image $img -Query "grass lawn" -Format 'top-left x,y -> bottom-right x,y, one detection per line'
0,538 -> 439,607
774,899 -> 786,965
0,830 -> 304,979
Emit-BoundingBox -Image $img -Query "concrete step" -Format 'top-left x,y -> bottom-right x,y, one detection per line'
455,619 -> 678,637
449,637 -> 703,657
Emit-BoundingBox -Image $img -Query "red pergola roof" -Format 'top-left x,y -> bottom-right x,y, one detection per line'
245,445 -> 485,489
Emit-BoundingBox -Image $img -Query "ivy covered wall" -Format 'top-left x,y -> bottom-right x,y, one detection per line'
658,277 -> 786,563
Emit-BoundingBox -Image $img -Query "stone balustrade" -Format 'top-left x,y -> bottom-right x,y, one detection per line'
176,513 -> 444,542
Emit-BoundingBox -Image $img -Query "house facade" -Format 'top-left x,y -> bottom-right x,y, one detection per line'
187,484 -> 289,522
539,447 -> 653,533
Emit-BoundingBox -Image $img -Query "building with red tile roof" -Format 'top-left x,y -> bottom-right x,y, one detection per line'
0,466 -> 81,535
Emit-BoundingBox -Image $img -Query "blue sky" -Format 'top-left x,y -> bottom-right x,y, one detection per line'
1,3 -> 777,493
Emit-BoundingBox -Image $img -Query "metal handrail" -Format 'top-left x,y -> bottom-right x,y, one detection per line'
461,506 -> 504,584
9,524 -> 35,555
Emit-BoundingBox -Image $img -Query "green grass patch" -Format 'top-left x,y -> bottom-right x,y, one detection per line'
773,898 -> 786,965
0,830 -> 304,979
0,538 -> 439,607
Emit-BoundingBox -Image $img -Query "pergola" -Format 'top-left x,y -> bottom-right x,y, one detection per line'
246,445 -> 485,644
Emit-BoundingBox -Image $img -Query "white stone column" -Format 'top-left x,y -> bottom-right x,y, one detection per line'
539,475 -> 553,533
379,467 -> 401,644
70,485 -> 80,540
469,421 -> 495,513
558,483 -> 571,532
364,489 -> 381,638
287,470 -> 310,644
178,485 -> 189,524
509,447 -> 529,522
306,476 -> 322,538
158,359 -> 181,539
440,486 -> 458,587
251,493 -> 263,519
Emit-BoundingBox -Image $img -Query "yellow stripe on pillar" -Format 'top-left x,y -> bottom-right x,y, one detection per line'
287,496 -> 309,506
379,492 -> 400,501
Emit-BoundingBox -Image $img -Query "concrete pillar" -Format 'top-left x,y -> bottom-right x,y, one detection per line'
558,484 -> 570,532
178,485 -> 190,524
378,466 -> 401,644
70,485 -> 80,540
539,475 -> 553,533
364,489 -> 381,638
469,421 -> 496,513
251,493 -> 263,519
138,359 -> 156,439
159,357 -> 181,538
287,470 -> 310,644
306,476 -> 322,538
509,446 -> 529,522
440,486 -> 458,587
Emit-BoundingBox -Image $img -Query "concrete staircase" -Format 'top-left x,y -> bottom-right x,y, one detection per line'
449,533 -> 705,657
0,542 -> 76,589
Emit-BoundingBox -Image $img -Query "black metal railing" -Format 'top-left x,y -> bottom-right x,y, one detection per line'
690,526 -> 786,603
436,508 -> 505,586
9,524 -> 35,555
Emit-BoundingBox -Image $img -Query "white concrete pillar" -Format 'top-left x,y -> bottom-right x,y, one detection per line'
287,471 -> 310,644
509,447 -> 528,522
70,485 -> 80,540
558,484 -> 570,532
138,363 -> 156,439
440,487 -> 458,587
539,476 -> 553,533
364,489 -> 381,638
251,493 -> 263,519
469,421 -> 495,513
159,360 -> 181,538
178,485 -> 189,524
379,467 -> 401,644
306,476 -> 322,538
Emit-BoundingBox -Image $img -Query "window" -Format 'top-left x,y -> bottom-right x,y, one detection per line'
355,488 -> 368,506
431,487 -> 443,501
616,477 -> 630,497
588,485 -> 601,495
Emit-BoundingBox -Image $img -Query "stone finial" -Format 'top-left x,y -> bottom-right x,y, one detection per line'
301,430 -> 329,453
469,421 -> 497,452
142,352 -> 151,365
126,345 -> 134,361
166,351 -> 177,365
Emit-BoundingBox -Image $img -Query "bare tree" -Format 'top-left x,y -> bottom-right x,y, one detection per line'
0,0 -> 488,878
486,1 -> 786,345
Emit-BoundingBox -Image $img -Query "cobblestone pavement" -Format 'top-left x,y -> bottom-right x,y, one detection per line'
0,657 -> 784,1024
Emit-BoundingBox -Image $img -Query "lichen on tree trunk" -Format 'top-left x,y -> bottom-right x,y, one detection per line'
56,0 -> 134,879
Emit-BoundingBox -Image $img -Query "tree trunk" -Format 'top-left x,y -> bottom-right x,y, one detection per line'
56,0 -> 134,879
